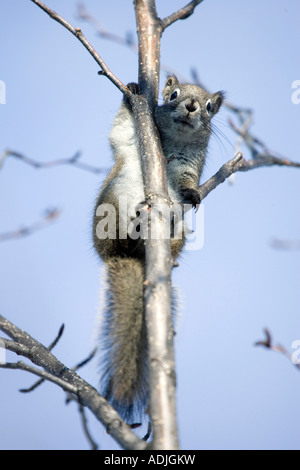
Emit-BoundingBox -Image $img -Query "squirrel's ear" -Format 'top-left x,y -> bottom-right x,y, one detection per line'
164,75 -> 179,88
211,91 -> 225,115
164,75 -> 180,91
162,75 -> 180,100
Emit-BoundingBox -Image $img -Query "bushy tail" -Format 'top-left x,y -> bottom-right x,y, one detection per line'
100,257 -> 148,423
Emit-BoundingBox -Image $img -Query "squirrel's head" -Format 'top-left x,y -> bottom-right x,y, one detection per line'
155,75 -> 224,142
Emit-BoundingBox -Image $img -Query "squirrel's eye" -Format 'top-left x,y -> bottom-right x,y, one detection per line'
170,89 -> 180,101
206,99 -> 212,113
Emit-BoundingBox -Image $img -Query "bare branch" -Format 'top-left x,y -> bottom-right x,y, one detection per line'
0,359 -> 78,394
198,153 -> 245,201
20,324 -> 65,393
161,0 -> 204,30
5,358 -> 99,450
62,391 -> 99,450
255,329 -> 300,371
30,0 -> 129,95
239,154 -> 300,170
198,148 -> 300,202
71,348 -> 97,372
0,208 -> 61,243
199,152 -> 300,203
20,377 -> 44,394
48,324 -> 65,350
78,402 -> 99,450
228,120 -> 300,168
0,336 -> 77,393
0,149 -> 108,174
0,315 -> 146,450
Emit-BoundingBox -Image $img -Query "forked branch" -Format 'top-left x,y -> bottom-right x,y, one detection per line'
0,315 -> 146,450
161,0 -> 204,30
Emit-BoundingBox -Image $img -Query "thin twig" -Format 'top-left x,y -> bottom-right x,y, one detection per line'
198,149 -> 300,202
161,0 -> 204,30
229,111 -> 253,184
255,328 -> 300,371
0,360 -> 78,394
228,119 -> 300,168
21,348 -> 96,394
0,149 -> 108,174
63,391 -> 99,449
78,403 -> 99,450
30,0 -> 130,95
71,348 -> 97,372
20,324 -> 65,393
198,152 -> 245,201
237,153 -> 300,170
48,324 -> 65,350
143,421 -> 152,441
0,208 -> 61,243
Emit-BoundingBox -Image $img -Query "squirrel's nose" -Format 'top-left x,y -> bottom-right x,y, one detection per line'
185,99 -> 198,113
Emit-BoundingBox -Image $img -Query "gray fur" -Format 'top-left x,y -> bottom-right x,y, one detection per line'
155,75 -> 223,205
93,76 -> 223,422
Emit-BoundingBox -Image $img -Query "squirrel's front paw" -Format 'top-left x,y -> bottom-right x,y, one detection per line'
123,82 -> 140,107
127,82 -> 140,94
181,188 -> 201,209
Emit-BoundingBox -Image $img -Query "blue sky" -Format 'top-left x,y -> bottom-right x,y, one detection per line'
0,0 -> 299,450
